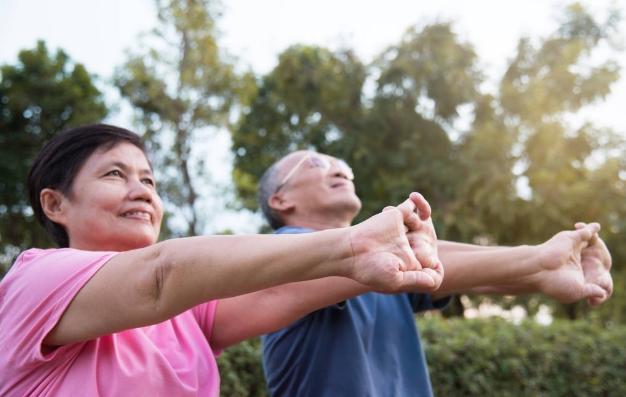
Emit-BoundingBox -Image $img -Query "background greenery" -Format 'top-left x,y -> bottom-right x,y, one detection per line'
218,317 -> 626,396
2,0 -> 625,394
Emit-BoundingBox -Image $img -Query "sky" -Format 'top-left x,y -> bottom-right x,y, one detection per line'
1,0 -> 625,232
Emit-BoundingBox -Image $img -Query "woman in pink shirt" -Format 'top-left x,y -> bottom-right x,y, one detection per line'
0,124 -> 442,396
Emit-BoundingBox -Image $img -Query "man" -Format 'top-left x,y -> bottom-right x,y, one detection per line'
258,150 -> 613,397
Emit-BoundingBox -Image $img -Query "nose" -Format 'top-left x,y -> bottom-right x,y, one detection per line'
329,161 -> 353,180
127,178 -> 153,203
331,166 -> 349,179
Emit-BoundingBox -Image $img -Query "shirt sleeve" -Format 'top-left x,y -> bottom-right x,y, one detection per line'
406,292 -> 451,313
0,248 -> 117,366
190,300 -> 221,356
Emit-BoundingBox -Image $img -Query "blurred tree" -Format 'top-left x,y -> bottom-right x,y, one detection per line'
441,94 -> 523,244
233,45 -> 367,209
232,3 -> 625,323
233,23 -> 481,220
357,22 -> 481,220
492,2 -> 625,320
0,41 -> 107,276
115,0 -> 252,236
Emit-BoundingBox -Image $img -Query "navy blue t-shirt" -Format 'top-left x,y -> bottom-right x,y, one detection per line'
262,226 -> 449,397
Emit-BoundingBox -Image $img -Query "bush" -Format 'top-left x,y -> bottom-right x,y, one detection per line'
218,338 -> 267,397
218,318 -> 626,396
421,317 -> 626,396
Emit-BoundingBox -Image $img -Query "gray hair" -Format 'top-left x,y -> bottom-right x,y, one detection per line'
258,160 -> 285,230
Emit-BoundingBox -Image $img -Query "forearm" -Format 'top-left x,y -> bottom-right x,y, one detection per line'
150,229 -> 355,318
434,240 -> 542,298
212,277 -> 368,348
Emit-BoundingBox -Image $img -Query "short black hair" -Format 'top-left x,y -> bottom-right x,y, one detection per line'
27,123 -> 147,247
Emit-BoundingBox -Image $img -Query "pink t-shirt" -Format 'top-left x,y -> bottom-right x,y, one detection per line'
0,248 -> 221,397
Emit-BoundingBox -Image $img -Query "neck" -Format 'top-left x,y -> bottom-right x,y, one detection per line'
283,214 -> 353,231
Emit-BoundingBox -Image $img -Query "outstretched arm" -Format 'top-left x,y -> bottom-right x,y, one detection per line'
44,193 -> 441,347
434,240 -> 541,298
212,277 -> 368,349
433,223 -> 613,305
211,192 -> 444,349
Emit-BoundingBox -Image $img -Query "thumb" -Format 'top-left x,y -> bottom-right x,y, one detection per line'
583,283 -> 606,302
394,269 -> 436,292
572,223 -> 601,244
388,200 -> 421,232
409,192 -> 431,220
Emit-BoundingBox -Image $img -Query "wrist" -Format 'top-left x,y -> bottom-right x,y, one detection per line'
522,244 -> 550,292
317,226 -> 357,279
341,221 -> 379,281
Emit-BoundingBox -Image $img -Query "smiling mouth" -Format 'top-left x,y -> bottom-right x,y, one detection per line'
121,211 -> 152,222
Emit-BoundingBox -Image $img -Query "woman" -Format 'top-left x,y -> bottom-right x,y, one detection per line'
0,124 -> 441,396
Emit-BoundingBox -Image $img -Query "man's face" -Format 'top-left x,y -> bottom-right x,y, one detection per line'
273,151 -> 362,221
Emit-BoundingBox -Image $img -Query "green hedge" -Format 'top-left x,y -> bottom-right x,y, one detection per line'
218,318 -> 626,396
218,337 -> 267,397
422,317 -> 626,396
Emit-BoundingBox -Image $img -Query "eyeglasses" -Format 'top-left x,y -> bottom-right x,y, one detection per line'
275,153 -> 354,193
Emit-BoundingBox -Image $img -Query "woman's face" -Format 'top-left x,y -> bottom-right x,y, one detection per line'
57,142 -> 163,252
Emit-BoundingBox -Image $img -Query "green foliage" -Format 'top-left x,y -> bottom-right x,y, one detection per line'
233,24 -> 481,219
487,3 -> 625,320
0,41 -> 108,274
216,317 -> 626,396
115,0 -> 248,237
218,338 -> 267,397
421,316 -> 626,396
231,3 -> 626,323
374,23 -> 480,120
441,94 -> 522,244
356,22 -> 481,218
233,45 -> 366,209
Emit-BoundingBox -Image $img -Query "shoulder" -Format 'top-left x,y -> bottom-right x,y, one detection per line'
6,248 -> 116,278
3,248 -> 65,279
274,226 -> 314,235
0,248 -> 120,352
11,247 -> 114,268
8,247 -> 47,269
1,248 -> 118,300
406,292 -> 451,312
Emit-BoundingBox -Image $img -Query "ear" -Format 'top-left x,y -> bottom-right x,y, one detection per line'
268,192 -> 295,214
40,188 -> 68,225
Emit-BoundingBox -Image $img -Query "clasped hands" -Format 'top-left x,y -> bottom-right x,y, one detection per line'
534,222 -> 613,305
348,192 -> 443,293
350,192 -> 613,307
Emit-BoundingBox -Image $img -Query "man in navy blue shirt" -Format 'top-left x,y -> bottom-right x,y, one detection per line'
258,150 -> 613,396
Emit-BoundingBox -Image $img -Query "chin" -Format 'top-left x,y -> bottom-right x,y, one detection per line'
343,193 -> 362,210
330,196 -> 361,216
130,236 -> 157,249
112,234 -> 157,251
